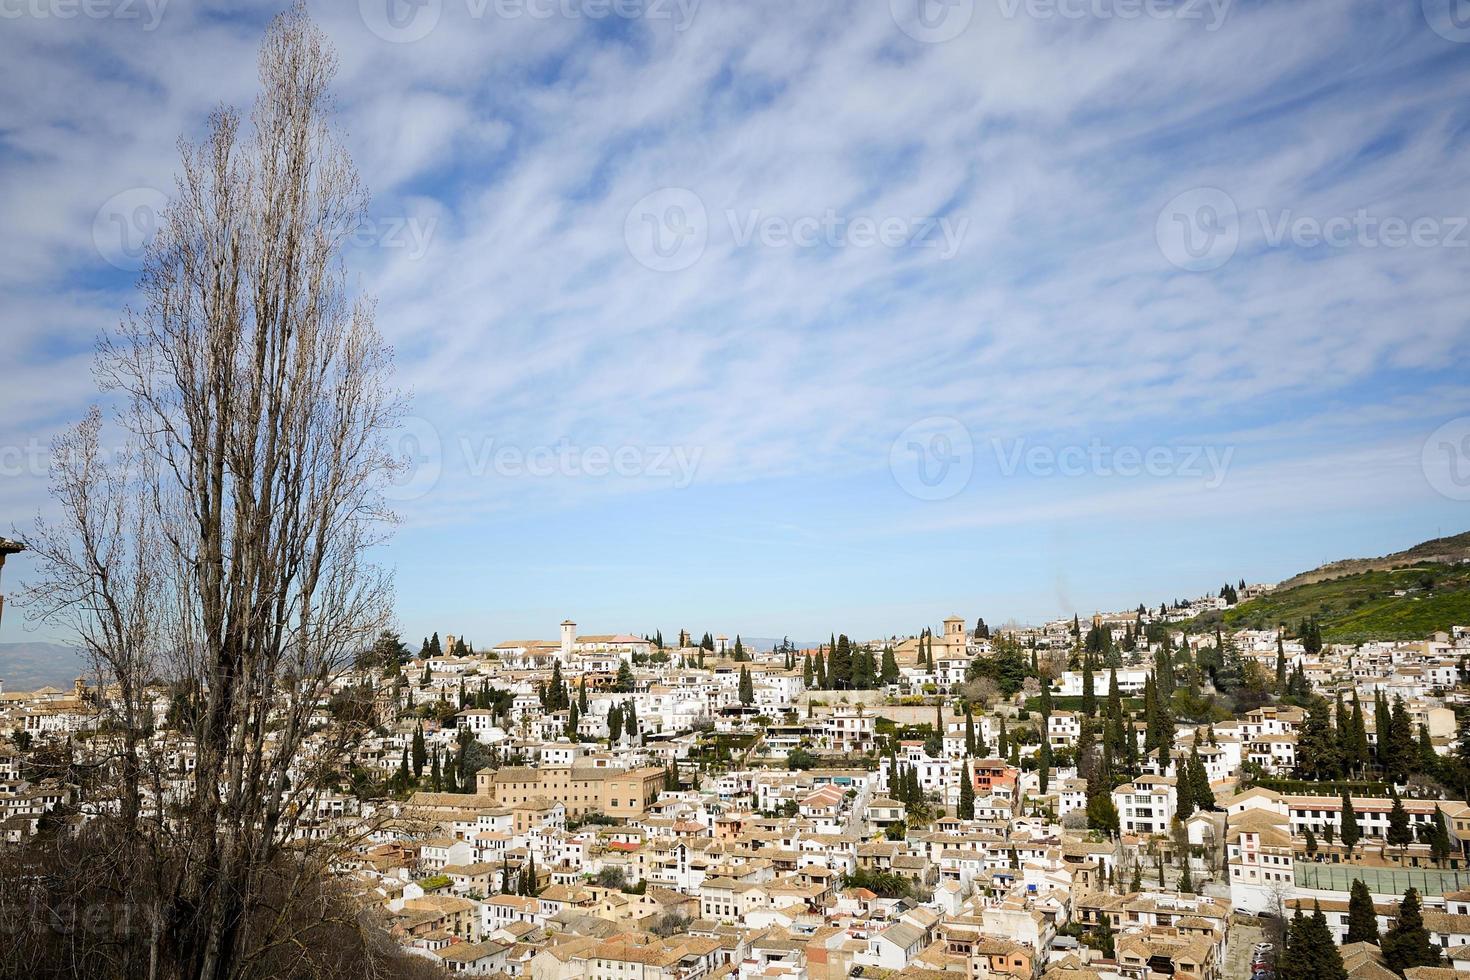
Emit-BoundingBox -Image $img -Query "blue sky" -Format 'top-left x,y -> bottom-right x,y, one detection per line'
2,0 -> 1469,648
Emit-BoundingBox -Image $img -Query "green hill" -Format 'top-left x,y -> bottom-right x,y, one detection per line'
1201,538 -> 1470,643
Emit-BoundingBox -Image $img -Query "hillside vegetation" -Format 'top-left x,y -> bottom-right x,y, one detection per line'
1276,530 -> 1470,589
1207,556 -> 1470,643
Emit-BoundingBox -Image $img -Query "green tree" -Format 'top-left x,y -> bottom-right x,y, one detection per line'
1086,765 -> 1119,835
1296,697 -> 1342,781
1384,694 -> 1416,783
958,760 -> 974,820
1277,908 -> 1307,980
411,723 -> 427,778
1340,791 -> 1360,856
850,646 -> 876,690
615,661 -> 636,693
1430,809 -> 1453,866
1345,879 -> 1379,944
1176,752 -> 1195,821
738,666 -> 754,705
1381,888 -> 1441,974
1188,746 -> 1215,812
880,647 -> 899,686
1386,789 -> 1412,860
1304,901 -> 1347,980
1348,693 -> 1370,776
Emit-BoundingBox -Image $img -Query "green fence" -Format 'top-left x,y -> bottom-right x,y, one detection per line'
1294,861 -> 1470,894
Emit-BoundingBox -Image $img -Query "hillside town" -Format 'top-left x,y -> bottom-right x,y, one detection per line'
7,557 -> 1470,980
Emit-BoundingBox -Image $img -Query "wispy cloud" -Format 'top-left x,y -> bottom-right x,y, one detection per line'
2,0 -> 1468,641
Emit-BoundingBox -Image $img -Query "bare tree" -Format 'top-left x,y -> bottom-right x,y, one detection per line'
19,6 -> 407,979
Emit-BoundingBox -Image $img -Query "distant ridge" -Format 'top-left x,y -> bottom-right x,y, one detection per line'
744,637 -> 823,653
1279,530 -> 1470,589
0,642 -> 88,692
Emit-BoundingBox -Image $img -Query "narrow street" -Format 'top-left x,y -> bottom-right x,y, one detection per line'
1224,917 -> 1266,980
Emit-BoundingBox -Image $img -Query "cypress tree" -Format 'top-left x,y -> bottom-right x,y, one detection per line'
1431,809 -> 1453,866
523,851 -> 538,896
1386,789 -> 1412,860
1340,790 -> 1360,856
1278,908 -> 1307,980
1306,901 -> 1347,980
1375,691 -> 1391,768
880,646 -> 899,685
1382,888 -> 1441,973
412,723 -> 427,778
1386,695 -> 1416,783
1418,723 -> 1438,778
958,760 -> 975,819
1176,752 -> 1195,820
1345,879 -> 1379,944
965,704 -> 977,756
1349,693 -> 1369,776
1188,747 -> 1214,812
1081,656 -> 1096,716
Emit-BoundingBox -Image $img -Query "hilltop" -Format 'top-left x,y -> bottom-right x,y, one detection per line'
1202,530 -> 1470,643
1276,530 -> 1470,589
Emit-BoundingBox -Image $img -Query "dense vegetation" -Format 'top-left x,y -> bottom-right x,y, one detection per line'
1200,562 -> 1470,643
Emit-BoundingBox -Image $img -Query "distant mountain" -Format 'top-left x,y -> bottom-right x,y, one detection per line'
0,642 -> 88,692
1214,530 -> 1470,642
743,637 -> 824,653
